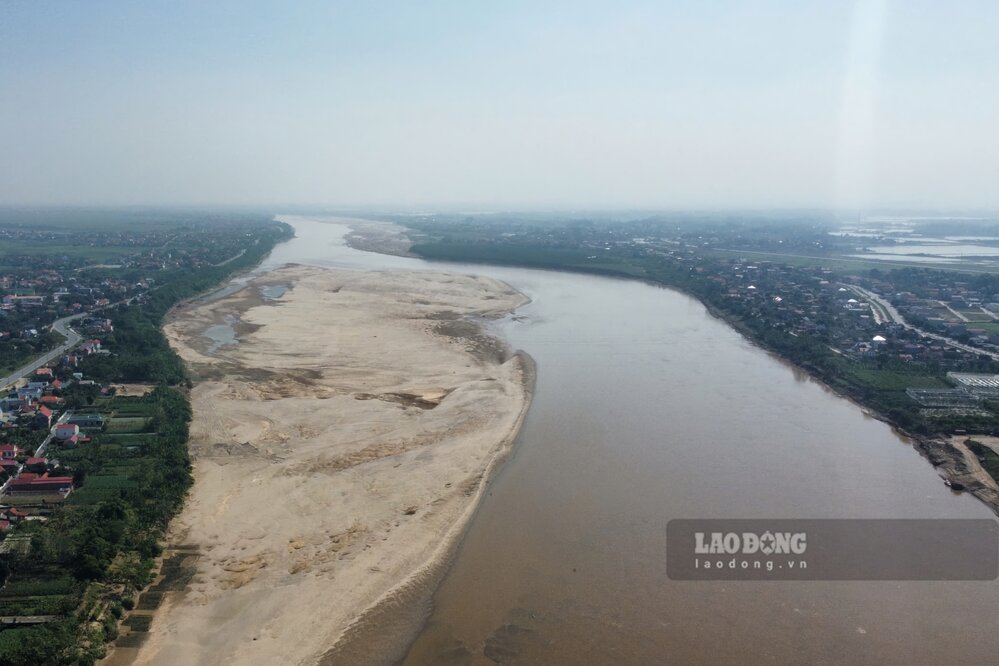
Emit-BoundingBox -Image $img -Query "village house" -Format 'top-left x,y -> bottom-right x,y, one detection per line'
0,443 -> 22,460
84,317 -> 113,333
54,423 -> 80,440
6,473 -> 74,497
2,507 -> 27,520
24,457 -> 48,471
34,405 -> 54,429
78,339 -> 102,355
0,507 -> 28,527
2,295 -> 44,307
66,414 -> 105,429
16,386 -> 42,402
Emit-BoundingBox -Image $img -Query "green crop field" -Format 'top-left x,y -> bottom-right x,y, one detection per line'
845,367 -> 948,391
0,578 -> 76,598
105,417 -> 149,434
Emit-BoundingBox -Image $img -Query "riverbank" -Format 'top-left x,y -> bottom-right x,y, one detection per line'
689,290 -> 999,515
705,298 -> 999,516
386,229 -> 999,518
129,264 -> 533,665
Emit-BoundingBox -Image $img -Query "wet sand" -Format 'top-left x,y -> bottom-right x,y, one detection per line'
124,264 -> 533,665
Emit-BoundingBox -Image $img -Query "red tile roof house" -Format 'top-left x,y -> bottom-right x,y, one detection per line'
0,444 -> 21,460
54,423 -> 80,440
6,474 -> 74,497
0,460 -> 19,475
34,405 -> 54,428
1,507 -> 28,522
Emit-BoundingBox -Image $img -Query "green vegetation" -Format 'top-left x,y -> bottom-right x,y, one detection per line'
0,403 -> 187,662
0,214 -> 292,665
0,241 -> 154,263
841,368 -> 947,391
413,242 -> 650,278
0,330 -> 63,376
103,417 -> 149,434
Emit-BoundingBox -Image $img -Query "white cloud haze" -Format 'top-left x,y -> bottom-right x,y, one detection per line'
1,1 -> 997,210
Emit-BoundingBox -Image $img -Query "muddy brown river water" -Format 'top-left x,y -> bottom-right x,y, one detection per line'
265,216 -> 999,665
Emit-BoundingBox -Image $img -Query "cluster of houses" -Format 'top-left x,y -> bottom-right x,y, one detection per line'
1,269 -> 131,358
0,411 -> 106,524
0,271 -> 139,317
0,440 -> 73,527
0,378 -> 63,430
0,335 -> 109,425
0,358 -> 111,518
891,290 -> 999,348
0,413 -> 105,523
862,275 -> 999,352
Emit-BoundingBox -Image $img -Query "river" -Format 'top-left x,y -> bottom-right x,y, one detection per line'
264,216 -> 999,664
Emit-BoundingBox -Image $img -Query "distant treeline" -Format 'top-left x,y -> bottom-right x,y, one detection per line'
410,238 -> 996,437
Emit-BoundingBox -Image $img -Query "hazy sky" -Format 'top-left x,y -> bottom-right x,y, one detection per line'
1,1 -> 997,210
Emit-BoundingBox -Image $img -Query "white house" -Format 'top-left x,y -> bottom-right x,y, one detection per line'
54,423 -> 80,440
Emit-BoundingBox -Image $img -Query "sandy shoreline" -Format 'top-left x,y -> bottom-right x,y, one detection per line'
118,264 -> 533,665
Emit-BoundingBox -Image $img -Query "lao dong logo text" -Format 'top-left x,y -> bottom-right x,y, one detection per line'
668,519 -> 998,580
694,530 -> 807,573
694,531 -> 807,556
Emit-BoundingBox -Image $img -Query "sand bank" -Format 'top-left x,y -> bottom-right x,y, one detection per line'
126,264 -> 533,665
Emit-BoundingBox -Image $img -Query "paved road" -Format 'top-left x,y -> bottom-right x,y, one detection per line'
0,313 -> 85,392
0,291 -> 147,394
846,284 -> 999,362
